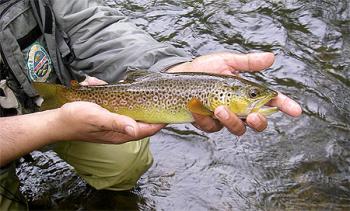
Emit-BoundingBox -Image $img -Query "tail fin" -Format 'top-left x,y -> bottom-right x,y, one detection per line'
32,82 -> 67,110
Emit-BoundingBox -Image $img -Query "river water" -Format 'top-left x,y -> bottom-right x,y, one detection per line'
17,0 -> 350,210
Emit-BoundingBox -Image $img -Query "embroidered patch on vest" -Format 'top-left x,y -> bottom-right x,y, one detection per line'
27,43 -> 52,82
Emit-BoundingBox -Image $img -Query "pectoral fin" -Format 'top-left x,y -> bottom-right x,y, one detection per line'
187,98 -> 212,116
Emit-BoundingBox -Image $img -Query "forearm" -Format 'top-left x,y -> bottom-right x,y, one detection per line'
0,109 -> 62,166
51,0 -> 192,82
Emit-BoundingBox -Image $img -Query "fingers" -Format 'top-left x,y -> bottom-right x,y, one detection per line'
223,52 -> 275,72
98,114 -> 165,144
114,123 -> 165,144
246,113 -> 268,132
214,106 -> 246,136
167,52 -> 275,75
80,75 -> 108,86
136,123 -> 166,138
98,111 -> 165,142
108,122 -> 164,143
96,111 -> 141,137
192,113 -> 223,133
268,92 -> 302,117
192,106 -> 248,136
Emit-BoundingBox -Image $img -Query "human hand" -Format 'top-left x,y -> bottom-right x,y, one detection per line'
54,76 -> 165,144
168,52 -> 302,136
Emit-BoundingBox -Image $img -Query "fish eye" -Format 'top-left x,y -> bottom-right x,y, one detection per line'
248,88 -> 260,98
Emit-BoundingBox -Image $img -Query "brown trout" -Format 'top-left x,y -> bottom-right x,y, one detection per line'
33,71 -> 278,123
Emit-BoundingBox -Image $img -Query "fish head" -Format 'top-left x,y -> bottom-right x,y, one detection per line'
235,84 -> 278,117
210,77 -> 278,117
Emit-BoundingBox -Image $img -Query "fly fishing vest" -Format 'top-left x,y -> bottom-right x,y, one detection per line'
0,0 -> 75,116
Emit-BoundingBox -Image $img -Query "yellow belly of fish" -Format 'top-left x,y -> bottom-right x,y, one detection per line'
112,107 -> 195,124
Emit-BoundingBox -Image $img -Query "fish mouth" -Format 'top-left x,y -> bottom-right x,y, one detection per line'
249,90 -> 279,116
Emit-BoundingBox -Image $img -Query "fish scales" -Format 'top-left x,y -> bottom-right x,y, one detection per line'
65,74 -> 223,123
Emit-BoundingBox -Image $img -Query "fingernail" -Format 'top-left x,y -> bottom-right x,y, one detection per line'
125,126 -> 135,137
92,77 -> 101,84
289,102 -> 302,117
80,81 -> 88,86
248,113 -> 260,128
215,107 -> 229,120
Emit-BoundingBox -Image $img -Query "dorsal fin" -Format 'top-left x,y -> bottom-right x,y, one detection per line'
123,70 -> 154,83
187,98 -> 213,116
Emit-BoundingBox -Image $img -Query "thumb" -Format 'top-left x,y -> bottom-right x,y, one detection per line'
80,75 -> 108,86
95,109 -> 140,137
222,52 -> 275,72
110,114 -> 140,137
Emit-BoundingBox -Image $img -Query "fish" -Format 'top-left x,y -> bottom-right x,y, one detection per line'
32,71 -> 279,124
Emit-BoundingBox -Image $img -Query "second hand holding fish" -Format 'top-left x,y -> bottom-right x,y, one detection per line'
167,52 -> 302,136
